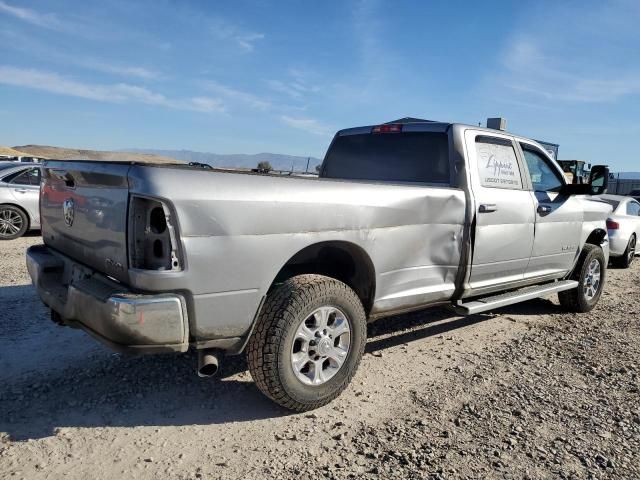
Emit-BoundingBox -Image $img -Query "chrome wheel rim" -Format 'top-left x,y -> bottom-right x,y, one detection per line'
0,209 -> 23,238
290,306 -> 351,386
628,237 -> 636,264
583,259 -> 601,301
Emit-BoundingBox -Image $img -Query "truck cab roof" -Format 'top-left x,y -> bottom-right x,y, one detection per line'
336,119 -> 554,158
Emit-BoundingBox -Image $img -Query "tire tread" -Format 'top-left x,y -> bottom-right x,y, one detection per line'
247,274 -> 366,411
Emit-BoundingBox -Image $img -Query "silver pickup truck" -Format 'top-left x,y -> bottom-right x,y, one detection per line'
27,119 -> 611,411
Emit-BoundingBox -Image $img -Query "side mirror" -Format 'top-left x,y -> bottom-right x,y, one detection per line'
589,165 -> 609,195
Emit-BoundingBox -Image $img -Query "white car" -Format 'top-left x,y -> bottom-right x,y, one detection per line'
0,162 -> 41,239
598,194 -> 640,268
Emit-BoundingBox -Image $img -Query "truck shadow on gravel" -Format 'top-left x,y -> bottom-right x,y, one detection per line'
365,297 -> 562,353
0,288 -> 561,441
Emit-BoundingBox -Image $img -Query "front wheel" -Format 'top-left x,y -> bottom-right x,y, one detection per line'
247,274 -> 367,411
558,244 -> 606,313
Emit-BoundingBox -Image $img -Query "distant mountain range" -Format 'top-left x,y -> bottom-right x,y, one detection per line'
13,145 -> 179,163
126,149 -> 323,171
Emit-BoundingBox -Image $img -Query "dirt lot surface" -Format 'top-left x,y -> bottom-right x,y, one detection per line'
1,236 -> 638,479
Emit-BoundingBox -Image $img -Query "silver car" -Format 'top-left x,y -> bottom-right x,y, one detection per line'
598,194 -> 640,267
0,161 -> 41,239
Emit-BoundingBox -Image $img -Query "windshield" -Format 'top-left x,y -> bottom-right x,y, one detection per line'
321,131 -> 450,184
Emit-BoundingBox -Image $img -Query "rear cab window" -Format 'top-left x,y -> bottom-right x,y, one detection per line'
321,130 -> 450,185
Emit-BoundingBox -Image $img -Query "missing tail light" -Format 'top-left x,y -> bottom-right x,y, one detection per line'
129,196 -> 182,271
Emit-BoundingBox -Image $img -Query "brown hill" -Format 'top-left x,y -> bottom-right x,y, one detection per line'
13,145 -> 182,164
0,146 -> 34,157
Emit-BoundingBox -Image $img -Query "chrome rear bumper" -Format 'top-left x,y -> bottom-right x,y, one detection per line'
26,244 -> 188,354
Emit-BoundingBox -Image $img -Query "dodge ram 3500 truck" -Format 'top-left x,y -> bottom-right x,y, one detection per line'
27,119 -> 611,411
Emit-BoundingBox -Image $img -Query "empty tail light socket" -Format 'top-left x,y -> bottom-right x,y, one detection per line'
129,196 -> 182,271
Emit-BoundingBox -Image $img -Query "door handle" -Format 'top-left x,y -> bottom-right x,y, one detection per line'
537,205 -> 552,214
479,204 -> 497,213
13,188 -> 28,194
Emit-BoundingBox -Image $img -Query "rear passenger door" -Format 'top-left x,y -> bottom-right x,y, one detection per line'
465,130 -> 536,291
519,143 -> 582,279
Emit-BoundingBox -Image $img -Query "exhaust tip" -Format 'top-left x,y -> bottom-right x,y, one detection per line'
198,362 -> 219,377
197,350 -> 220,378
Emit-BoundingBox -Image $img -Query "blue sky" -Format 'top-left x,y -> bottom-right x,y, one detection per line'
0,0 -> 639,170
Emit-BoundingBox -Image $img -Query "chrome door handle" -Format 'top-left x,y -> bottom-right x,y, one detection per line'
13,188 -> 28,193
479,204 -> 497,213
537,205 -> 552,214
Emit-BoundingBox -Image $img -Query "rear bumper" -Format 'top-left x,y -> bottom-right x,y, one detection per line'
607,229 -> 629,257
26,244 -> 189,354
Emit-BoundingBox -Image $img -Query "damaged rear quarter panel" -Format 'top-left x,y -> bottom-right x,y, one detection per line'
128,166 -> 466,340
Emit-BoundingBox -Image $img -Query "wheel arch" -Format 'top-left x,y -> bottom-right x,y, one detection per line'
584,227 -> 607,246
269,241 -> 376,316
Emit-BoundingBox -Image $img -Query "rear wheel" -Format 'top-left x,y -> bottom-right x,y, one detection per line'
0,205 -> 28,240
247,274 -> 367,411
614,234 -> 635,269
558,244 -> 606,313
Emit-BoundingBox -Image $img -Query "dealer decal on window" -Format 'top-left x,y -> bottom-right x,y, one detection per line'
475,140 -> 522,189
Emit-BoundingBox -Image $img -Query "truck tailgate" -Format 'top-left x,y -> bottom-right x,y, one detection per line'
40,161 -> 131,283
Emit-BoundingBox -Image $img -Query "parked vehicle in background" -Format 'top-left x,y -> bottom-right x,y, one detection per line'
597,194 -> 640,268
0,156 -> 41,163
27,119 -> 612,411
0,162 -> 41,239
628,189 -> 640,203
558,160 -> 589,184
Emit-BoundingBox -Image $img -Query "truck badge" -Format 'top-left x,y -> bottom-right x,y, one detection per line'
63,198 -> 75,227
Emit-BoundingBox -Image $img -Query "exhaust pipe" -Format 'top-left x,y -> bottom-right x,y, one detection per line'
197,349 -> 221,377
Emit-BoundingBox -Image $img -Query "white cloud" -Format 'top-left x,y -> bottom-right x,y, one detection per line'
0,0 -> 64,30
268,80 -> 303,99
236,33 -> 265,52
0,66 -> 224,113
497,3 -> 640,103
202,80 -> 270,110
0,26 -> 160,81
280,115 -> 333,136
76,59 -> 159,80
210,19 -> 264,52
268,69 -> 321,100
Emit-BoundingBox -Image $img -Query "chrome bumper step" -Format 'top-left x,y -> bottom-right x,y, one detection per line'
453,280 -> 578,315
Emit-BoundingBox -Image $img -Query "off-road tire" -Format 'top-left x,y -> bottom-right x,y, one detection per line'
0,205 -> 29,240
247,274 -> 367,412
613,234 -> 635,269
558,244 -> 606,313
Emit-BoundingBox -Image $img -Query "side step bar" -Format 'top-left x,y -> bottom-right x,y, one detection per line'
453,280 -> 578,315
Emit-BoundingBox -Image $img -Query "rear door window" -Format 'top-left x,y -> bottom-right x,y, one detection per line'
7,168 -> 41,186
322,132 -> 450,184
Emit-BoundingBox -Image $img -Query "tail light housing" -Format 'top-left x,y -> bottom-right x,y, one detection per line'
606,219 -> 619,230
129,196 -> 182,271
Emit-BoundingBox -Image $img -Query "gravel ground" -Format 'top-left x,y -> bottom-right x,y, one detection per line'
0,236 -> 638,479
